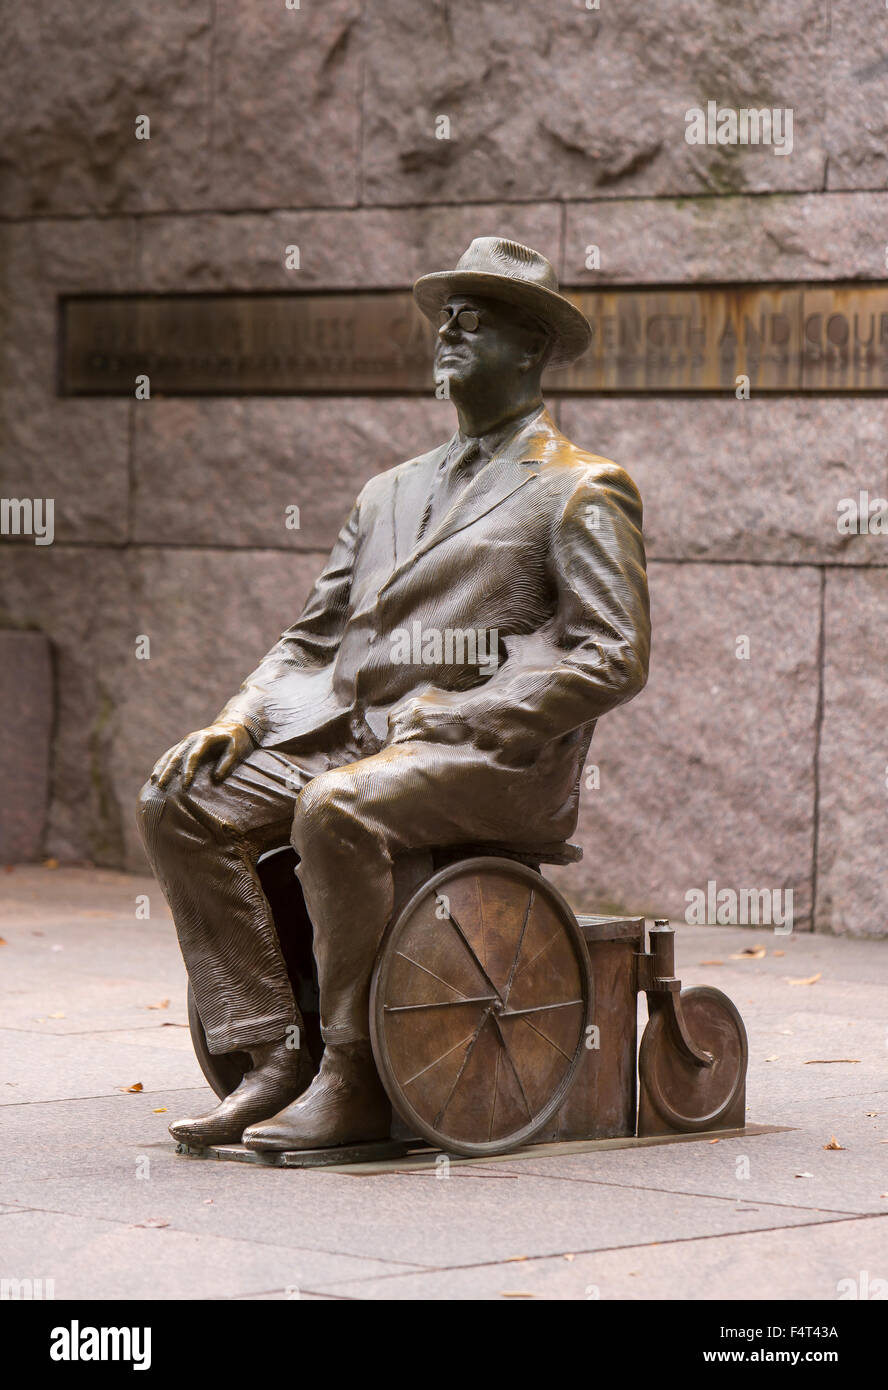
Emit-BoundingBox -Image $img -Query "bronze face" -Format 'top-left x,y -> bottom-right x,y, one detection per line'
433,293 -> 552,438
434,293 -> 549,389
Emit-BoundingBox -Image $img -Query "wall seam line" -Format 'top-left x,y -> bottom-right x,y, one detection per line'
809,565 -> 827,932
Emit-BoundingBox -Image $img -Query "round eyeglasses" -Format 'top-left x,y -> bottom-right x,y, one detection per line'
438,307 -> 480,332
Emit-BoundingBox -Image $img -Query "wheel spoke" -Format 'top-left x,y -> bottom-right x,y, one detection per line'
404,1026 -> 480,1088
502,887 -> 534,1006
510,928 -> 561,982
384,995 -> 497,1014
502,999 -> 584,1019
394,950 -> 474,1002
513,1013 -> 573,1063
489,1012 -> 533,1118
441,905 -> 503,1002
487,1048 -> 502,1141
433,1008 -> 491,1127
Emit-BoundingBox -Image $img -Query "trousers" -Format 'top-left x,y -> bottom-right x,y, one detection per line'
136,733 -> 571,1055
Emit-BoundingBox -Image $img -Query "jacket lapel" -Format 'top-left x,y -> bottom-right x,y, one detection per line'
381,408 -> 561,595
390,440 -> 451,570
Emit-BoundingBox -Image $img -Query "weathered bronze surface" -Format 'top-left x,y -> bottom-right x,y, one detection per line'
63,282 -> 888,395
637,923 -> 748,1137
136,234 -> 748,1161
370,858 -> 591,1158
551,915 -> 645,1143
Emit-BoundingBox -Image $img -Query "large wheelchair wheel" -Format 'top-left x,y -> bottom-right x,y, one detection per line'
370,857 -> 592,1157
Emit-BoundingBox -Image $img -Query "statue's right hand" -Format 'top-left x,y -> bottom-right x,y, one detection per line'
150,720 -> 254,789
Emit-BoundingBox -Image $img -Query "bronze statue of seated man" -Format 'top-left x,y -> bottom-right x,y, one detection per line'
136,237 -> 651,1153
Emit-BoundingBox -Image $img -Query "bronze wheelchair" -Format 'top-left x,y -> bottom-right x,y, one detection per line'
187,840 -> 748,1158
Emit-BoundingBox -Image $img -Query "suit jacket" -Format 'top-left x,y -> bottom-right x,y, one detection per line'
218,407 -> 650,830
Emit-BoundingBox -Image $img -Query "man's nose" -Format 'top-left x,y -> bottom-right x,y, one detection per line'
437,315 -> 460,342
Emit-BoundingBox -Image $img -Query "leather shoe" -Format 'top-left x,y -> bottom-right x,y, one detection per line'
242,1041 -> 391,1152
169,1037 -> 313,1147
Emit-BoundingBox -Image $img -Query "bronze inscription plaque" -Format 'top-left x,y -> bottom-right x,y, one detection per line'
60,284 -> 888,395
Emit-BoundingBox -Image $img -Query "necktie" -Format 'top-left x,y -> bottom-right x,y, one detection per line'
415,438 -> 483,543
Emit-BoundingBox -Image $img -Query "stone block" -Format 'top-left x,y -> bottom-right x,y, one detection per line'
362,0 -> 828,205
0,221 -> 134,544
135,204 -> 563,291
0,548 -> 130,866
548,561 -> 821,931
825,0 -> 888,190
0,1 -> 212,216
814,568 -> 888,936
210,0 -> 362,209
564,191 -> 888,285
131,397 -> 448,549
0,632 -> 52,862
560,397 -> 888,566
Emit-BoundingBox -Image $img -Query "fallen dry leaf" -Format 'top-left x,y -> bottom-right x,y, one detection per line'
137,1218 -> 169,1229
804,1059 -> 860,1065
0,937 -> 7,946
48,1012 -> 65,1020
823,1136 -> 846,1151
146,999 -> 170,1010
765,1055 -> 779,1062
43,857 -> 59,869
700,959 -> 724,966
795,1172 -> 814,1178
121,1082 -> 144,1093
505,1255 -> 528,1262
500,1291 -> 534,1298
865,1112 -> 879,1118
772,950 -> 785,957
709,1138 -> 719,1144
563,1254 -> 575,1262
152,1107 -> 168,1114
730,946 -> 767,960
788,972 -> 821,986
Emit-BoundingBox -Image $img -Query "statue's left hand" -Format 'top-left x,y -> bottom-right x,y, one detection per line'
150,719 -> 255,789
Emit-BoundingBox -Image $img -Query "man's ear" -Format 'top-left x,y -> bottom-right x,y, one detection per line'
520,332 -> 553,373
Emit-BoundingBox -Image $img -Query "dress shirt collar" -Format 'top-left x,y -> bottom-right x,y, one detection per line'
453,402 -> 546,464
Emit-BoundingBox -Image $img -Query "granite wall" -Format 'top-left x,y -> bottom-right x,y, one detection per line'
1,1 -> 885,935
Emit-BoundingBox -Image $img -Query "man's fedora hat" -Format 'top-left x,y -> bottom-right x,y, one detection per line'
413,236 -> 591,369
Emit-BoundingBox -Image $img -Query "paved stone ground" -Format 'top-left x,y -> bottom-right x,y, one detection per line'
1,864 -> 886,1301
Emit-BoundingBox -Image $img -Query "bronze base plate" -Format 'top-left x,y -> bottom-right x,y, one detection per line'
175,1139 -> 417,1168
175,1122 -> 784,1172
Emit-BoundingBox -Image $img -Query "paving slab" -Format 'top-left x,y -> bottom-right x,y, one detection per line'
0,1097 -> 859,1274
0,1209 -> 418,1301
0,1029 -> 203,1105
488,1125 -> 888,1219
311,1215 -> 888,1301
